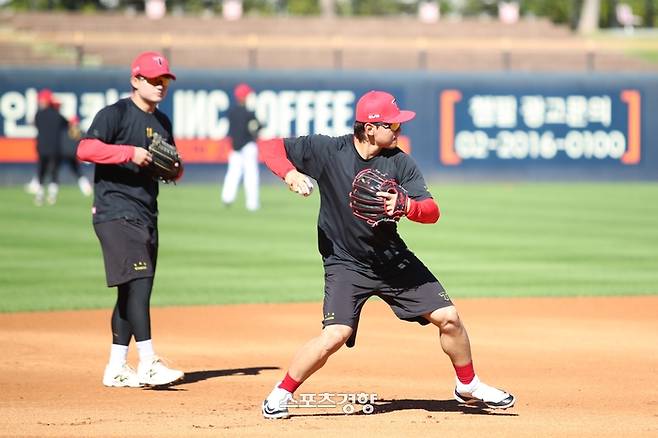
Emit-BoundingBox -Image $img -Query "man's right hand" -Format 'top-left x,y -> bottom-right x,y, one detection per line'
284,169 -> 314,197
132,147 -> 153,167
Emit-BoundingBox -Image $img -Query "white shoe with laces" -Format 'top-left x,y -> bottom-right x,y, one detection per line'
262,383 -> 293,419
103,363 -> 142,388
137,356 -> 184,386
454,376 -> 515,409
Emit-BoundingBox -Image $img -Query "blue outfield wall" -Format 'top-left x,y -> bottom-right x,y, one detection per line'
1,68 -> 656,183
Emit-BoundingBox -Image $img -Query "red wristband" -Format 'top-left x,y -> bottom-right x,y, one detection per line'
406,198 -> 440,223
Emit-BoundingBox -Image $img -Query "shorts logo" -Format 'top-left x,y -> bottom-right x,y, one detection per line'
133,261 -> 148,271
323,312 -> 335,321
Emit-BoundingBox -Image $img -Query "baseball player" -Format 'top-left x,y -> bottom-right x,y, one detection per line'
33,89 -> 68,206
76,51 -> 184,388
260,90 -> 515,419
221,83 -> 262,211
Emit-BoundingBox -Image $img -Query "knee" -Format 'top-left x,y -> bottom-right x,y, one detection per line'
320,325 -> 352,355
428,306 -> 463,334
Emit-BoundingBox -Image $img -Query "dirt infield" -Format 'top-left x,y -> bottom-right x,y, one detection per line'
1,296 -> 657,437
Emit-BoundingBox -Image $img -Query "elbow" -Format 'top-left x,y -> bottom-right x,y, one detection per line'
425,200 -> 440,224
76,139 -> 90,161
432,204 -> 441,223
261,138 -> 295,179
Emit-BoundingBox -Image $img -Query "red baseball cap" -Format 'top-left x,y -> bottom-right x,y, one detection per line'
131,51 -> 176,80
355,90 -> 415,124
234,83 -> 253,101
37,88 -> 53,104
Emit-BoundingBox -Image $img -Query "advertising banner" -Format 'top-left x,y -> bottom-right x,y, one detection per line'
0,69 -> 655,180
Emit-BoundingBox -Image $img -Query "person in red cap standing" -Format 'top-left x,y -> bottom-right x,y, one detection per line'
32,88 -> 68,206
77,51 -> 184,388
259,90 -> 515,419
221,83 -> 262,211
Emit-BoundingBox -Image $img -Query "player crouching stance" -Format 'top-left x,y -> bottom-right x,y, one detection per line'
260,90 -> 515,419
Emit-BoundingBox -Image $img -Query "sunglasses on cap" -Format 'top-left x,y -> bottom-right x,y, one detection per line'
372,122 -> 401,132
138,76 -> 171,87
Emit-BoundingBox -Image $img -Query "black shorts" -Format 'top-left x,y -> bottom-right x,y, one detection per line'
93,218 -> 158,287
322,253 -> 453,348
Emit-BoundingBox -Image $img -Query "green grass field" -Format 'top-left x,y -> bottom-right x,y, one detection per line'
1,182 -> 657,313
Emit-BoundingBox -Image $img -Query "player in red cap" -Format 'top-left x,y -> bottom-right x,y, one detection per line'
259,90 -> 515,419
221,83 -> 262,210
77,51 -> 183,388
31,88 -> 69,205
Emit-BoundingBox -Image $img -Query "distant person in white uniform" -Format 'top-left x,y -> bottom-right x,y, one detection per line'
221,83 -> 262,211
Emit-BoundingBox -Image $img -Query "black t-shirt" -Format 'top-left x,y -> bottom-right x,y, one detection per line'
228,104 -> 260,150
35,107 -> 68,157
284,134 -> 432,271
84,98 -> 174,227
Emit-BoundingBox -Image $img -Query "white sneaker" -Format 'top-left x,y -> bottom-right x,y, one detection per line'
137,356 -> 184,386
454,376 -> 515,409
34,186 -> 44,206
102,363 -> 142,388
46,183 -> 58,205
25,178 -> 39,194
262,383 -> 293,419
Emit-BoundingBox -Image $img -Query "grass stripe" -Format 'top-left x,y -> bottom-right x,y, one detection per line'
0,182 -> 656,312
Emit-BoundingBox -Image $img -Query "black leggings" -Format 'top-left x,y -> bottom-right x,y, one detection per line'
111,277 -> 153,345
37,155 -> 60,185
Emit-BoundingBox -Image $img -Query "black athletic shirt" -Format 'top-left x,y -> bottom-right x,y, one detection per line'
84,98 -> 175,227
227,104 -> 260,150
35,107 -> 68,157
284,134 -> 432,271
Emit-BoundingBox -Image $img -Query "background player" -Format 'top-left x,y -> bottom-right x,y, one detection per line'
221,83 -> 262,211
260,90 -> 515,419
32,88 -> 68,206
76,51 -> 184,388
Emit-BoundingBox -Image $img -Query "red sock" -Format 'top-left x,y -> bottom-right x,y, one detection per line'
454,361 -> 475,385
278,372 -> 301,393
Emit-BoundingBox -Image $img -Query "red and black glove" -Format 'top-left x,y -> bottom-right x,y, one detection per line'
349,168 -> 408,227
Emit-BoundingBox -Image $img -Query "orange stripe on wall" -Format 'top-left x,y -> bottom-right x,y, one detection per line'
0,138 -> 37,162
620,90 -> 641,165
176,138 -> 232,163
0,137 -> 235,164
439,90 -> 462,166
1,136 -> 412,164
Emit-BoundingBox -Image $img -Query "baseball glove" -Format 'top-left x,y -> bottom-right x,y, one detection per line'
349,168 -> 408,227
147,133 -> 182,183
